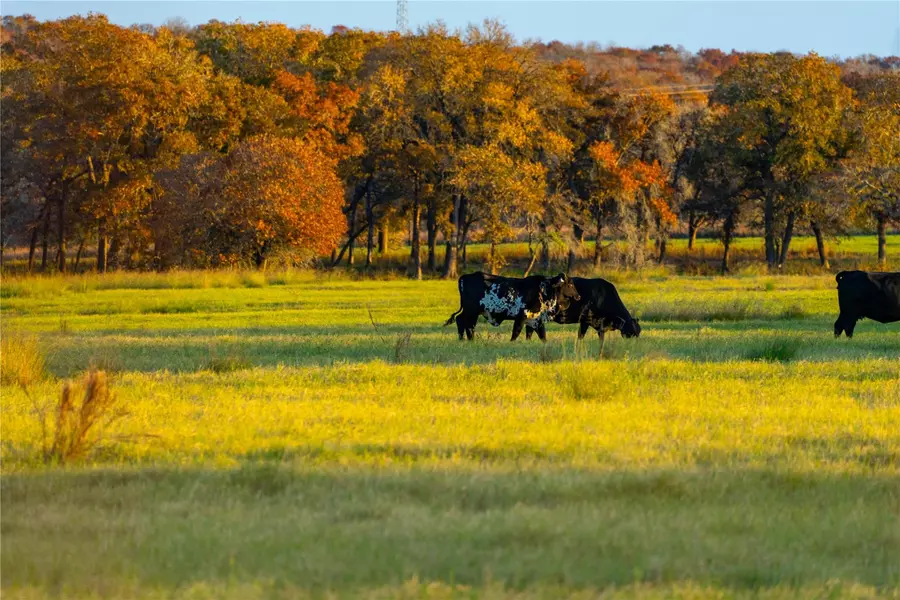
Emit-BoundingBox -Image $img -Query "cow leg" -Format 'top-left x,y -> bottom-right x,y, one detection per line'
525,325 -> 535,340
597,328 -> 606,358
843,317 -> 858,339
834,312 -> 857,338
457,311 -> 477,341
465,314 -> 477,341
577,320 -> 590,340
536,323 -> 547,343
510,315 -> 526,341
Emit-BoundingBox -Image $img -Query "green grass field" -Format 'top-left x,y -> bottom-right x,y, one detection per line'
2,260 -> 899,598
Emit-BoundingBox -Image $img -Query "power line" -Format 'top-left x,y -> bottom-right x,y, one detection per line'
618,84 -> 715,97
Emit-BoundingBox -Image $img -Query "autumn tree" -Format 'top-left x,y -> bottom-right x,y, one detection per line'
451,144 -> 546,273
155,135 -> 344,268
710,53 -> 854,269
1,15 -> 215,272
838,72 -> 900,264
683,111 -> 753,273
581,93 -> 677,268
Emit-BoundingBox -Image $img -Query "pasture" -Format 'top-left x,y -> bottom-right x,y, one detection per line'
1,260 -> 899,598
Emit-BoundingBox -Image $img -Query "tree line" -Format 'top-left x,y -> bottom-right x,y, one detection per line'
2,14 -> 898,276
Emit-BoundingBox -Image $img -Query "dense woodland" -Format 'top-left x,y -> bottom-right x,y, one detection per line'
2,14 -> 898,276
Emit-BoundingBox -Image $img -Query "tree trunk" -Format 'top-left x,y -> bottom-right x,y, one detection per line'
764,188 -> 777,269
27,203 -> 44,273
409,188 -> 422,280
442,195 -> 460,279
461,237 -> 468,269
459,197 -> 470,269
721,211 -> 735,274
347,209 -> 356,267
540,220 -> 550,272
811,221 -> 829,268
778,210 -> 795,268
97,219 -> 108,273
687,211 -> 698,251
877,212 -> 887,265
656,216 -> 668,264
378,222 -> 388,254
332,224 -> 366,267
40,203 -> 51,272
253,244 -> 268,270
426,198 -> 437,272
523,246 -> 539,278
73,236 -> 87,272
107,236 -> 121,271
593,209 -> 603,270
687,212 -> 706,251
56,193 -> 68,273
567,223 -> 583,273
365,189 -> 375,269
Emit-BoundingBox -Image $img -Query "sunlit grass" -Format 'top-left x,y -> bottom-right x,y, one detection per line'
1,269 -> 899,597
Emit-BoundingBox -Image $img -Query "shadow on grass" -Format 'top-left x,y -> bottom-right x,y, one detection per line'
2,466 -> 898,595
40,320 -> 900,376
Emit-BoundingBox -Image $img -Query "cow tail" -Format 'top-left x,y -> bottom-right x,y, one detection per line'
443,306 -> 463,327
443,278 -> 464,327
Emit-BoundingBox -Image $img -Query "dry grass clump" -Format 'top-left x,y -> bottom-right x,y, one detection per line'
367,306 -> 414,363
1,332 -> 46,387
204,343 -> 252,373
393,332 -> 412,363
32,370 -> 132,464
743,339 -> 802,363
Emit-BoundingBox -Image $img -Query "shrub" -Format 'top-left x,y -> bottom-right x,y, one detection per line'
33,370 -> 132,464
1,332 -> 46,387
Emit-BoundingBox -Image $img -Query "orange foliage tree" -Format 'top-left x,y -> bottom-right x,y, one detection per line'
155,136 -> 344,268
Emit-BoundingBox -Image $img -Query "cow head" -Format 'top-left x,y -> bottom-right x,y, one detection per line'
546,273 -> 580,310
619,316 -> 641,338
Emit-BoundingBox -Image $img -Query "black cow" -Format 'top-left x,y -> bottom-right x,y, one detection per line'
526,277 -> 641,355
834,270 -> 900,338
444,272 -> 580,341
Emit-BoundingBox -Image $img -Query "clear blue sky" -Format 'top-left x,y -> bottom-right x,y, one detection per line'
3,1 -> 899,58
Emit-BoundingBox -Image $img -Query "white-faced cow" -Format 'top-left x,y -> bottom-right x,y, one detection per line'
444,272 -> 580,341
834,270 -> 900,338
526,277 -> 641,355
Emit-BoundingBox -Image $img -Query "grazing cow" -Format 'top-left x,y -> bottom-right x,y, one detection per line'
834,270 -> 900,338
526,277 -> 641,355
444,272 -> 580,341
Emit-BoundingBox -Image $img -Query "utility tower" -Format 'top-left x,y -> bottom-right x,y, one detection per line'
396,0 -> 408,32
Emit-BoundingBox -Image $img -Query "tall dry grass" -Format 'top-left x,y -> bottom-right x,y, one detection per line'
1,332 -> 46,387
30,370 -> 137,465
